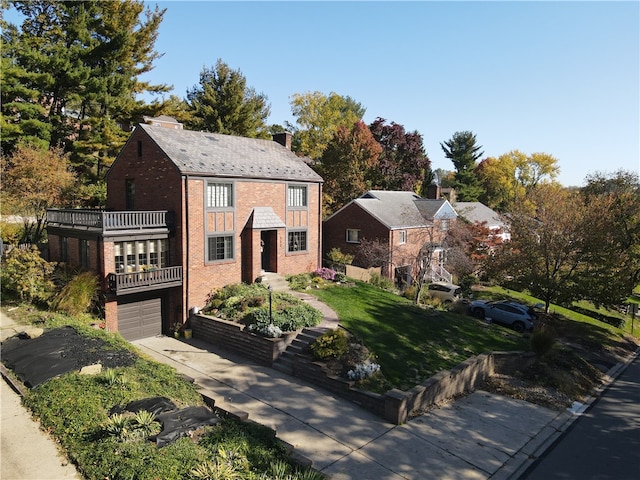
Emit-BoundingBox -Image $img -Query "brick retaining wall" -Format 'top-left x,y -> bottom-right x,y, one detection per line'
190,313 -> 296,366
191,313 -> 536,424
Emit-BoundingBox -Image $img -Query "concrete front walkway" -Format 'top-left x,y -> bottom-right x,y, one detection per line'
134,334 -> 570,479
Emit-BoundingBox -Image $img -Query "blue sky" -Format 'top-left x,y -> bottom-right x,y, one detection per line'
7,1 -> 640,186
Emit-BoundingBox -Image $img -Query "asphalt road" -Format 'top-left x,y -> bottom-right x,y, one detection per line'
522,353 -> 640,480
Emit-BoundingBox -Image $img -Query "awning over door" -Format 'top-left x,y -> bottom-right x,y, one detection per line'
246,207 -> 286,229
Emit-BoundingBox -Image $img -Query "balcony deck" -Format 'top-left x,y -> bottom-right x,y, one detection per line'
107,266 -> 182,295
47,209 -> 174,233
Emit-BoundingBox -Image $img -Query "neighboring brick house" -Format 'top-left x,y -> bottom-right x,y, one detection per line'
454,201 -> 511,242
323,191 -> 458,287
46,123 -> 323,341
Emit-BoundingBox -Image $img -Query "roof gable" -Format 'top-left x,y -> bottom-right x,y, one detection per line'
335,190 -> 457,229
137,124 -> 323,183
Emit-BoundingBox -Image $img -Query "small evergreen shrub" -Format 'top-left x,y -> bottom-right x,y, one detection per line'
310,328 -> 348,360
530,325 -> 556,359
368,272 -> 394,291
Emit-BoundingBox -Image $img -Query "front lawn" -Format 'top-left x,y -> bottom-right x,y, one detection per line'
304,281 -> 529,390
1,303 -> 323,480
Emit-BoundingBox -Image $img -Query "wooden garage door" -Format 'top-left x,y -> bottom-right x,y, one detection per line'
118,297 -> 162,341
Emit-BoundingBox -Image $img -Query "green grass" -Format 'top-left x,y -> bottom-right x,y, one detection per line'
473,286 -> 637,338
307,281 -> 529,390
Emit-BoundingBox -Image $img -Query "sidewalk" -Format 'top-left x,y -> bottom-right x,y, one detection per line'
2,303 -> 637,479
1,311 -> 81,480
133,334 -> 575,480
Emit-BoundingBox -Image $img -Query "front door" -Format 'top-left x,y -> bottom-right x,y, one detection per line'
261,231 -> 272,272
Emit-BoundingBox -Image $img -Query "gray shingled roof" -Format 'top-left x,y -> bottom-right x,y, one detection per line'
352,191 -> 457,229
138,124 -> 323,182
247,207 -> 286,229
454,202 -> 505,228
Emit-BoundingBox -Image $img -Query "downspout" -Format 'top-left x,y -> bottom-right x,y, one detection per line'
318,181 -> 323,269
184,175 -> 189,325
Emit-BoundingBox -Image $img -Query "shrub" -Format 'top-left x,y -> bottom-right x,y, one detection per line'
310,328 -> 348,360
314,267 -> 336,281
403,285 -> 418,301
0,222 -> 23,244
326,247 -> 353,266
347,361 -> 381,381
0,245 -> 55,302
286,273 -> 315,290
50,271 -> 99,316
368,272 -> 394,291
245,302 -> 322,334
530,325 -> 556,359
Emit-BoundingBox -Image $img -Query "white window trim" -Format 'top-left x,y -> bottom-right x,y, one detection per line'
398,230 -> 407,245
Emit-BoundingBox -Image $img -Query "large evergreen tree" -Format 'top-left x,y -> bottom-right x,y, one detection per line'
440,131 -> 485,201
1,0 -> 168,181
368,117 -> 432,193
185,59 -> 270,138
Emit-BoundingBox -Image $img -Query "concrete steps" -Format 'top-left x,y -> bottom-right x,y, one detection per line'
258,272 -> 290,292
272,328 -> 325,375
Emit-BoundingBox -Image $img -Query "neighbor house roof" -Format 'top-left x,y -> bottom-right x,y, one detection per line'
454,202 -> 505,229
337,190 -> 458,229
134,123 -> 323,183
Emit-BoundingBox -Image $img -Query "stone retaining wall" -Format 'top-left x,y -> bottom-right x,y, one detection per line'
190,313 -> 296,366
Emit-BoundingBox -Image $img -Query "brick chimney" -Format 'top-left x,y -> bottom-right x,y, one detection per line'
272,132 -> 292,150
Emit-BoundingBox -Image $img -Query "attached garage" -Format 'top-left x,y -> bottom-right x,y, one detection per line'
118,295 -> 163,341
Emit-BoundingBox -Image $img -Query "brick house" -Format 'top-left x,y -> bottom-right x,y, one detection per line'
46,123 -> 323,341
323,191 -> 457,286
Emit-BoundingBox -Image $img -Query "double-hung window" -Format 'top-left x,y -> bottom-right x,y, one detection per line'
287,185 -> 307,207
208,235 -> 234,261
398,230 -> 407,245
288,230 -> 307,252
207,182 -> 233,208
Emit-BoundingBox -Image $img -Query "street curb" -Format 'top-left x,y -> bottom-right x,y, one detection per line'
503,346 -> 640,479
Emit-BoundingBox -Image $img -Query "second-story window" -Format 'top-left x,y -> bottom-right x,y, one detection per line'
125,179 -> 135,210
398,230 -> 407,245
207,182 -> 233,208
287,185 -> 307,207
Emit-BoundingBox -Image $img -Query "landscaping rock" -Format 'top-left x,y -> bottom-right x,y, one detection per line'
79,363 -> 102,375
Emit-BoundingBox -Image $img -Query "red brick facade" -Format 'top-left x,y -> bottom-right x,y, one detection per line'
47,126 -> 323,338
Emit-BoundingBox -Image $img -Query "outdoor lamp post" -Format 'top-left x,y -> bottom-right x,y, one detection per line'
268,284 -> 273,324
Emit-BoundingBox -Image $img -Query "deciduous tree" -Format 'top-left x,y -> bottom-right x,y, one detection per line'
477,150 -> 560,211
368,117 -> 432,193
186,59 -> 271,138
289,91 -> 365,160
1,144 -> 76,243
319,121 -> 381,215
